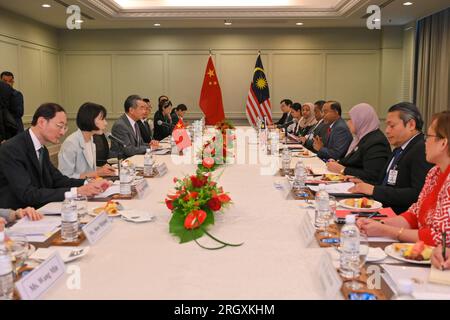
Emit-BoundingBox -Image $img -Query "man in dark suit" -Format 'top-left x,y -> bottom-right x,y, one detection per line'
313,101 -> 352,160
0,103 -> 107,210
1,71 -> 24,133
301,100 -> 329,151
349,102 -> 433,214
111,95 -> 159,157
137,98 -> 154,144
272,99 -> 293,129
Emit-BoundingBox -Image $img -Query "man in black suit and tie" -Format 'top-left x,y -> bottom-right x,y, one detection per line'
1,71 -> 24,133
110,95 -> 159,157
313,101 -> 352,160
349,102 -> 433,214
137,98 -> 154,144
270,99 -> 293,129
0,103 -> 107,210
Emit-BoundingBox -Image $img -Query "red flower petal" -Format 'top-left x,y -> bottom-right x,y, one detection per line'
184,210 -> 207,229
218,194 -> 231,203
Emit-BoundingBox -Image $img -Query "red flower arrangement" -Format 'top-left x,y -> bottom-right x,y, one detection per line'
165,172 -> 242,249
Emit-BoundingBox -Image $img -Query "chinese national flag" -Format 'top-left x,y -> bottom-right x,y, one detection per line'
199,56 -> 225,125
172,119 -> 192,151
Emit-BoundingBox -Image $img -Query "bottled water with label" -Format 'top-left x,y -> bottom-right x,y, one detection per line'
281,146 -> 291,175
314,184 -> 330,229
170,135 -> 177,155
0,232 -> 14,300
293,160 -> 307,192
269,131 -> 279,155
61,191 -> 79,242
143,148 -> 154,176
339,215 -> 360,279
119,162 -> 132,196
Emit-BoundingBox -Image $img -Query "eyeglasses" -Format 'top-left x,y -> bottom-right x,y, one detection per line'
425,134 -> 441,140
54,122 -> 68,132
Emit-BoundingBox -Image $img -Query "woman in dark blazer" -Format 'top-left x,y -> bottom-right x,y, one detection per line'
326,103 -> 391,184
153,100 -> 174,141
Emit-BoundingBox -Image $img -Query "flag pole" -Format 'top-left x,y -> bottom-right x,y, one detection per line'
209,48 -> 212,56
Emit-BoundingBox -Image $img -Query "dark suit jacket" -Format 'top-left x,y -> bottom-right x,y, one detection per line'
275,112 -> 293,128
317,117 -> 352,160
9,89 -> 24,132
171,112 -> 179,126
0,130 -> 85,209
0,81 -> 13,141
340,129 -> 391,184
304,119 -> 329,151
110,114 -> 149,157
372,133 -> 433,214
153,110 -> 174,141
93,133 -> 110,166
137,120 -> 153,144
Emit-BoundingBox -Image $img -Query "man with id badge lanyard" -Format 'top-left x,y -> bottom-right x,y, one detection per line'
348,102 -> 433,214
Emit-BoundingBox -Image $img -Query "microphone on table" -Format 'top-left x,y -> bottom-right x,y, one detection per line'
105,132 -> 127,148
157,120 -> 172,128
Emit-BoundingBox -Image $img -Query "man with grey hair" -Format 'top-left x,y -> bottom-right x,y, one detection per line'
349,102 -> 433,214
110,95 -> 159,157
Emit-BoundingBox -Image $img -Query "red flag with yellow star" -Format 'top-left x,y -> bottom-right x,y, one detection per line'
172,119 -> 192,151
199,56 -> 225,125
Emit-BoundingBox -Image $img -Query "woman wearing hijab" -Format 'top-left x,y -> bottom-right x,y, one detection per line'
326,103 -> 391,183
297,102 -> 317,136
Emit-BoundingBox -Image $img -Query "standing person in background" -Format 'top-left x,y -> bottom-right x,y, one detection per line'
1,71 -> 24,133
153,100 -> 174,141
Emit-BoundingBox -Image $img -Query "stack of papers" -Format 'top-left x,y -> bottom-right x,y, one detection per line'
9,216 -> 61,242
429,266 -> 450,286
309,182 -> 355,194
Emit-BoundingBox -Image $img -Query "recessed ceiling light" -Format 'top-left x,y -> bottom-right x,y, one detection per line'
154,23 -> 161,27
75,19 -> 84,24
42,4 -> 51,8
403,2 -> 413,5
374,18 -> 381,22
296,22 -> 304,26
224,20 -> 232,26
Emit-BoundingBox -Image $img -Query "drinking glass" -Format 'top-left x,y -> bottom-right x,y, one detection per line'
73,195 -> 88,219
344,234 -> 369,291
318,196 -> 336,237
5,232 -> 29,278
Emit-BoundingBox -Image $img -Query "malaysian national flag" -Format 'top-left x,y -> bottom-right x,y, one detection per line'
245,54 -> 273,127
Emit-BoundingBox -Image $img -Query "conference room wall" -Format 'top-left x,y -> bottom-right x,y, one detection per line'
0,9 -> 60,126
59,27 -> 407,130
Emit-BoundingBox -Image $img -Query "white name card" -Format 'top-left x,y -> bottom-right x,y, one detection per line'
135,179 -> 149,199
299,213 -> 315,247
15,252 -> 65,300
317,252 -> 343,299
154,163 -> 168,177
82,212 -> 112,245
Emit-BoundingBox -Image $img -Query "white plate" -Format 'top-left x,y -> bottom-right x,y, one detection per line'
338,199 -> 382,211
120,210 -> 155,223
384,244 -> 431,265
88,209 -> 121,217
30,246 -> 90,263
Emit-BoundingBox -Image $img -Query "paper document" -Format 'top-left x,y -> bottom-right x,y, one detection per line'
309,182 -> 355,194
8,216 -> 61,242
94,184 -> 120,199
38,202 -> 62,215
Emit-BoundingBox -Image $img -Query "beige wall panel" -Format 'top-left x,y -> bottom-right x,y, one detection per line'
63,55 -> 112,117
272,53 -> 324,112
167,54 -> 209,117
114,54 -> 165,116
380,49 -> 403,114
325,53 -> 380,116
19,46 -> 42,116
0,40 -> 19,85
41,51 -> 60,105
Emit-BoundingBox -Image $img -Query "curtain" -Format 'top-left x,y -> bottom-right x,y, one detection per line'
415,7 -> 450,127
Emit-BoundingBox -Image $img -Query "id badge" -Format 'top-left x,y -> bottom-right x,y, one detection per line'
387,169 -> 398,185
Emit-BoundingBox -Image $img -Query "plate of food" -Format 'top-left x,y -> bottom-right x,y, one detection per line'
338,197 -> 382,210
90,200 -> 124,217
296,150 -> 317,158
322,174 -> 346,182
384,242 -> 433,265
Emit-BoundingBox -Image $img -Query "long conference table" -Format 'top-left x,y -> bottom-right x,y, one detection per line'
38,126 -> 448,300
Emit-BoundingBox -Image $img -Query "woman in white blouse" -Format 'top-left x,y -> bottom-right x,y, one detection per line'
58,102 -> 115,179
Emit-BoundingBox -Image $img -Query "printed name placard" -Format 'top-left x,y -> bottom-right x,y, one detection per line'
317,252 -> 343,299
82,212 -> 112,245
135,179 -> 149,199
154,163 -> 168,177
15,252 -> 65,300
299,213 -> 315,247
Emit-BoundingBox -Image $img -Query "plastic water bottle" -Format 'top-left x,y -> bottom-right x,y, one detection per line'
170,135 -> 177,155
270,131 -> 279,155
119,162 -> 132,196
314,184 -> 330,229
293,160 -> 307,191
392,279 -> 415,300
0,232 -> 14,300
144,148 -> 154,176
281,146 -> 291,175
339,215 -> 360,279
61,192 -> 79,242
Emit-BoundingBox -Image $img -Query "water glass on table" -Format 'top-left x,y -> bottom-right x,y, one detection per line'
5,232 -> 29,278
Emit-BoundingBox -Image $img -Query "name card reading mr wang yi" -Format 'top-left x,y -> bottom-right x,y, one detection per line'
15,252 -> 65,300
82,212 -> 112,245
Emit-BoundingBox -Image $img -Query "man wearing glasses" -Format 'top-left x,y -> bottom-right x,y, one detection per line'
0,103 -> 107,209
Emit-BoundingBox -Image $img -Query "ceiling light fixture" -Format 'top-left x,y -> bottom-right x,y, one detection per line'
154,23 -> 161,27
403,2 -> 413,6
296,22 -> 304,26
224,20 -> 232,26
42,4 -> 51,8
75,19 -> 84,24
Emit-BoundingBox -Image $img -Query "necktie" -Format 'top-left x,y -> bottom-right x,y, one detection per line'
382,147 -> 403,185
134,122 -> 141,145
38,147 -> 45,169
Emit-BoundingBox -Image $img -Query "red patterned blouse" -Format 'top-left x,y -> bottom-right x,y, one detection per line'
401,165 -> 450,246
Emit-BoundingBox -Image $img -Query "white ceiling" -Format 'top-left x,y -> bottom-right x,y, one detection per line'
0,0 -> 448,29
